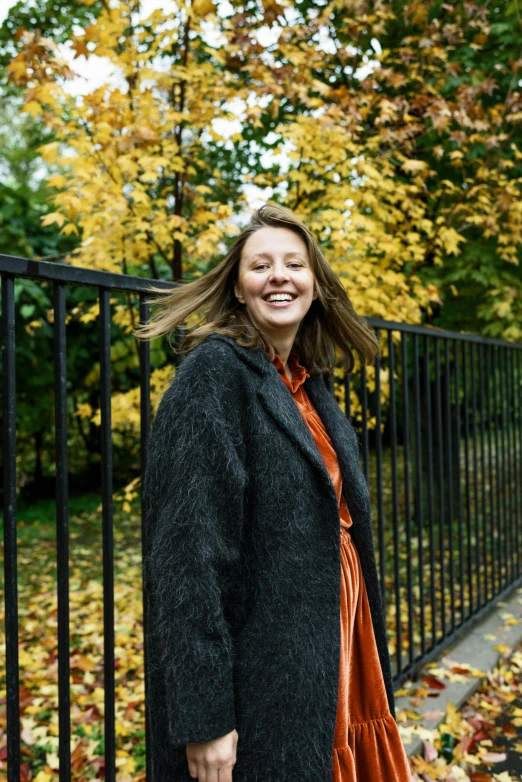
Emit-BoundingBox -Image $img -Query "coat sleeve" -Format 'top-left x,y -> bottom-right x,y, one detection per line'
142,343 -> 246,749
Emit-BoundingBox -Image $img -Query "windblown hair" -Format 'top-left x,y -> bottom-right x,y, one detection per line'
132,202 -> 379,375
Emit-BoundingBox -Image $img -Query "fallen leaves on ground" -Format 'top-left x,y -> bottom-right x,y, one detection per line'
0,504 -> 146,780
2,502 -> 522,780
399,637 -> 522,781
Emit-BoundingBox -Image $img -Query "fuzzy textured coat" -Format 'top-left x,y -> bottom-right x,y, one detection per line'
142,332 -> 396,782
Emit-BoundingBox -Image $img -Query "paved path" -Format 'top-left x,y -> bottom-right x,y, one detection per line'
394,584 -> 522,760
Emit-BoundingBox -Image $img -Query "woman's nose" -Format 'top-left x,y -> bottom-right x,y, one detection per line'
268,262 -> 290,281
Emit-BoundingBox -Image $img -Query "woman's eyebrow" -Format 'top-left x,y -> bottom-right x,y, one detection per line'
249,252 -> 308,261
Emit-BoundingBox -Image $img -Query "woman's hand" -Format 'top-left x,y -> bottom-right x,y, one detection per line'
186,729 -> 238,781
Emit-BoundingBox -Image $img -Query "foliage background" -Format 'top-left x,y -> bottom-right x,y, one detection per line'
1,0 -> 521,499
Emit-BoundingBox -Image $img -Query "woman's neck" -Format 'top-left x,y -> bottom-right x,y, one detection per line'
264,337 -> 296,367
261,340 -> 295,383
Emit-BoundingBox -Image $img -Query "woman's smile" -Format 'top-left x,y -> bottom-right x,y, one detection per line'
262,292 -> 298,308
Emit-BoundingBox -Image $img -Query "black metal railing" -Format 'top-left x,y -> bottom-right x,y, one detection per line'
1,253 -> 521,780
334,324 -> 522,686
1,255 -> 170,782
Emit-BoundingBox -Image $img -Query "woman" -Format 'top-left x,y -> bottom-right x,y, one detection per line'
136,203 -> 411,782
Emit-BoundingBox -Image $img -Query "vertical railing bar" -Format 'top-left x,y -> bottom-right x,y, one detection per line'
326,343 -> 335,395
478,344 -> 489,604
413,333 -> 425,657
388,330 -> 401,676
99,287 -> 116,782
454,340 -> 465,625
509,348 -> 518,583
424,336 -> 436,647
444,339 -> 456,633
499,348 -> 508,589
53,282 -> 71,781
498,348 -> 508,585
514,350 -> 522,578
509,348 -> 517,584
1,274 -> 21,782
504,348 -> 514,584
344,373 -> 351,421
138,296 -> 152,782
401,332 -> 414,668
470,343 -> 481,607
462,341 -> 473,617
489,345 -> 499,595
434,339 -> 446,639
360,362 -> 370,486
505,348 -> 513,584
374,329 -> 385,604
492,346 -> 504,591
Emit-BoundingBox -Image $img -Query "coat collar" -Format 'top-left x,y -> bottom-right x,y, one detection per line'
206,333 -> 351,513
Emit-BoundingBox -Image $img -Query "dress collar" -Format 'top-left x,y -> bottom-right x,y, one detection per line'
263,342 -> 310,394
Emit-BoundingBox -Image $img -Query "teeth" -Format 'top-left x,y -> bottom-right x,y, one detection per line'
266,295 -> 295,302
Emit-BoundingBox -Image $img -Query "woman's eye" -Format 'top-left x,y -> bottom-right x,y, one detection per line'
253,262 -> 303,270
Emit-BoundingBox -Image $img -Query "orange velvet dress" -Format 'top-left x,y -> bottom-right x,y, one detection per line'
271,349 -> 411,781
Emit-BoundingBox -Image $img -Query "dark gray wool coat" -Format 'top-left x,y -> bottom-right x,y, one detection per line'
142,332 -> 396,782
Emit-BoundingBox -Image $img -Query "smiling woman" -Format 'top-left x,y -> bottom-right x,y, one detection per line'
134,203 -> 411,782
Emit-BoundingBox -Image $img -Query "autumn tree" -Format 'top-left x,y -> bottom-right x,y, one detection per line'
5,0 -> 522,494
9,0 -> 522,339
369,0 -> 522,339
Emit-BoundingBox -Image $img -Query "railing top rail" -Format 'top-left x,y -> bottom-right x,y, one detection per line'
0,253 -> 174,295
2,253 -> 521,350
366,317 -> 522,349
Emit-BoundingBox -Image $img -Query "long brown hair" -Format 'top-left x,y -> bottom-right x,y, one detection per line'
132,203 -> 378,375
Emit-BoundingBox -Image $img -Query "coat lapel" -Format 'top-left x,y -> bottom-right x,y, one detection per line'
208,333 -> 357,511
305,374 -> 371,518
255,368 -> 336,497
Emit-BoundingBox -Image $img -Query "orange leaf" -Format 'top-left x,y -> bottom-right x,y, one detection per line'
460,736 -> 477,753
502,721 -> 516,736
421,674 -> 446,690
75,655 -> 96,672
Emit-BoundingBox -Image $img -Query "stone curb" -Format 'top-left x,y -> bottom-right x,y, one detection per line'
394,583 -> 522,758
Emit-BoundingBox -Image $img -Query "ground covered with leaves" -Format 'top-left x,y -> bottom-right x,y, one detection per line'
0,495 -> 146,781
398,592 -> 522,781
1,498 -> 522,780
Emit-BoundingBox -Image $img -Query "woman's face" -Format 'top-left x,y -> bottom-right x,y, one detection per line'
234,226 -> 318,342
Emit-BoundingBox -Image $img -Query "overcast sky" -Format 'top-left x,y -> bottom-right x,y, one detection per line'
0,0 -> 19,25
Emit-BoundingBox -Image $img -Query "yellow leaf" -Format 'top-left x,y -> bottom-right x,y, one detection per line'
47,174 -> 68,189
401,160 -> 427,173
60,223 -> 80,236
192,0 -> 216,15
437,226 -> 465,256
41,212 -> 66,228
46,752 -> 60,770
23,100 -> 42,117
